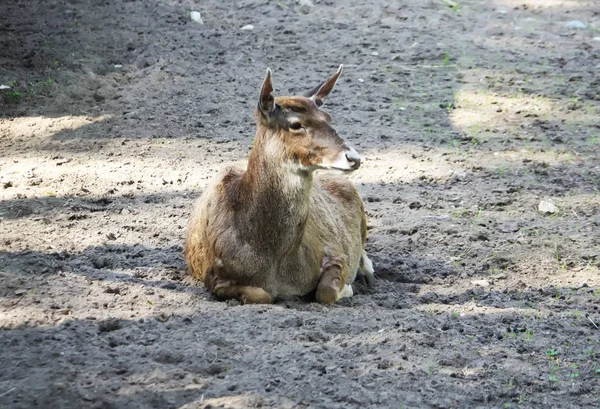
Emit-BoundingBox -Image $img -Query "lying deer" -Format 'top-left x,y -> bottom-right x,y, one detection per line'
184,65 -> 374,304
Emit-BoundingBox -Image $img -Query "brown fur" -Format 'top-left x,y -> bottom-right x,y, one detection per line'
184,67 -> 373,304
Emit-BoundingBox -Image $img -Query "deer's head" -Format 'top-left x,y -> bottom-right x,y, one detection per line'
255,65 -> 361,173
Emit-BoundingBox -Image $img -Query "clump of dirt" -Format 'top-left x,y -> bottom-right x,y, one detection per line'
1,0 -> 599,408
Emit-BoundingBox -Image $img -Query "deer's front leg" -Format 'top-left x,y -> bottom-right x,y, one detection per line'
316,254 -> 351,304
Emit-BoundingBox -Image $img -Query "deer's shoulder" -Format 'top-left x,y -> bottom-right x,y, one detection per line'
315,173 -> 360,206
214,166 -> 246,207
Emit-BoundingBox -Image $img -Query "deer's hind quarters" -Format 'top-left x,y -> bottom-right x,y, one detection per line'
184,66 -> 375,305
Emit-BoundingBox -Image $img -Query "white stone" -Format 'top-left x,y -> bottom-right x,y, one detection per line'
357,78 -> 364,83
190,11 -> 203,24
471,280 -> 490,287
538,200 -> 557,214
241,24 -> 254,31
114,64 -> 123,69
0,84 -> 10,90
565,20 -> 587,29
371,51 -> 379,56
593,37 -> 600,42
297,0 -> 314,6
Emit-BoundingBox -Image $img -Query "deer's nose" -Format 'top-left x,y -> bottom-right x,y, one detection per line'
345,147 -> 361,170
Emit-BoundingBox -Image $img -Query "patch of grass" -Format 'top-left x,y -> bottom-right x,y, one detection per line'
442,53 -> 451,67
442,0 -> 460,11
546,349 -> 559,358
450,208 -> 471,218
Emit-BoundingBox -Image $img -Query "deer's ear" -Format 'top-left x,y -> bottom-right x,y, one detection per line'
258,68 -> 275,117
304,65 -> 343,106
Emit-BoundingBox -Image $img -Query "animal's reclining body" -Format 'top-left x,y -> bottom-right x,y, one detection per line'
184,66 -> 374,304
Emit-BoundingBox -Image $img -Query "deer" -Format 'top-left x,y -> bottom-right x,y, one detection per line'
184,65 -> 374,304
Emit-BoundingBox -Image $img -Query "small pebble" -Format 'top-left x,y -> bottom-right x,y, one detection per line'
593,37 -> 600,42
538,200 -> 557,215
241,24 -> 254,31
471,280 -> 490,288
14,289 -> 27,296
565,20 -> 587,29
190,11 -> 203,24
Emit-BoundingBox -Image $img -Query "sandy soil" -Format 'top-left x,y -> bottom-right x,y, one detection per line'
1,0 -> 600,408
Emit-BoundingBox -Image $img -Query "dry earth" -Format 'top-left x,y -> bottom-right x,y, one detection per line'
1,0 -> 600,408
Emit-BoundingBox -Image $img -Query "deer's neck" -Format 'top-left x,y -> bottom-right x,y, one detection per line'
240,130 -> 312,252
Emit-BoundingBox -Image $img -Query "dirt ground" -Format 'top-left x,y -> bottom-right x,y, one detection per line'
1,0 -> 600,408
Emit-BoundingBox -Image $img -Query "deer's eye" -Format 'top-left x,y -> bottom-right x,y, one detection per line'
289,122 -> 303,131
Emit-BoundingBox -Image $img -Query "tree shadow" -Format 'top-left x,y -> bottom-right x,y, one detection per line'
1,295 -> 599,409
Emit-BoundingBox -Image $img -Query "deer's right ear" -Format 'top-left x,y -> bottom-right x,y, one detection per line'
258,68 -> 275,118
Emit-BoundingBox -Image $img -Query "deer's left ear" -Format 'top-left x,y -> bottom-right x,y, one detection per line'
303,65 -> 343,106
258,68 -> 275,118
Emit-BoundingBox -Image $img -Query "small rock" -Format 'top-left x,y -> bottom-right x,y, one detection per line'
538,200 -> 557,214
357,78 -> 365,83
114,64 -> 123,69
105,286 -> 121,295
471,280 -> 490,288
469,231 -> 489,241
565,20 -> 587,29
0,84 -> 11,90
121,208 -> 131,215
593,37 -> 600,42
14,289 -> 27,296
190,11 -> 203,24
98,319 -> 121,333
241,24 -> 254,31
297,0 -> 314,6
92,256 -> 111,269
422,214 -> 451,221
27,178 -> 43,186
371,51 -> 379,56
499,222 -> 520,233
